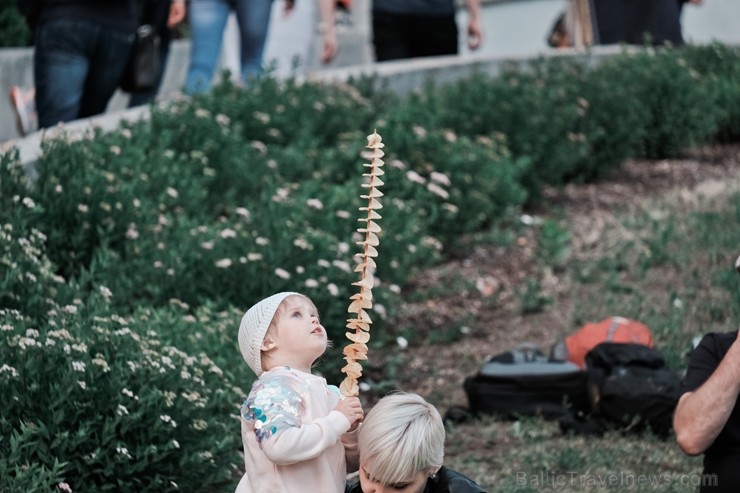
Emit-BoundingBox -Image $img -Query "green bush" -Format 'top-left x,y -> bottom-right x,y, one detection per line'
0,299 -> 242,492
682,43 -> 740,142
618,49 -> 720,159
0,2 -> 32,47
0,189 -> 241,492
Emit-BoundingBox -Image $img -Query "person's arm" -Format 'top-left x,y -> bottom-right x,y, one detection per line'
465,0 -> 483,50
167,0 -> 186,29
261,410 -> 351,464
317,0 -> 338,63
674,333 -> 740,455
342,426 -> 360,473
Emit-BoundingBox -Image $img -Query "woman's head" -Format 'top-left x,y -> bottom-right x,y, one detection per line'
358,392 -> 445,493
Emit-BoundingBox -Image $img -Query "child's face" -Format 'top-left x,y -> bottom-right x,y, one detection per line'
266,295 -> 327,369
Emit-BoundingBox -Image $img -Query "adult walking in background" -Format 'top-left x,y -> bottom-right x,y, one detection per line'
371,0 -> 482,62
128,0 -> 187,107
18,0 -> 138,129
589,0 -> 703,47
184,0 -> 339,95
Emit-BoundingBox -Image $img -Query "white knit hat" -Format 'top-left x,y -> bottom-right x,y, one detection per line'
238,292 -> 300,376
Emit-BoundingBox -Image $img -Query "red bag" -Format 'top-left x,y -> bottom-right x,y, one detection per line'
565,317 -> 654,369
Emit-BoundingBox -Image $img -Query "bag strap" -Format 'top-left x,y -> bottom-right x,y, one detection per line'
606,317 -> 621,340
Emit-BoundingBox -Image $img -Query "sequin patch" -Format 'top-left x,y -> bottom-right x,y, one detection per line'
241,368 -> 307,445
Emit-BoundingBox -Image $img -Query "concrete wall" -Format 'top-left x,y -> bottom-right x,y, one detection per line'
0,43 -> 630,170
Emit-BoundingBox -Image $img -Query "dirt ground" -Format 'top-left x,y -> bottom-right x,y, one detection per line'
370,144 -> 740,415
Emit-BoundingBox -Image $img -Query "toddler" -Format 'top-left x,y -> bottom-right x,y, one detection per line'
235,292 -> 364,493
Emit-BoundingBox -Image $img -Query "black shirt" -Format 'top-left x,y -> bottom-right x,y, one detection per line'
680,332 -> 740,492
38,0 -> 138,32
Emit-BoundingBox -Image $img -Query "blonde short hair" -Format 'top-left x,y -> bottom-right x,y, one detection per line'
358,392 -> 445,484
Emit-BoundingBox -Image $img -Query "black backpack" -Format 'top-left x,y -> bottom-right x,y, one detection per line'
583,342 -> 682,437
461,344 -> 590,420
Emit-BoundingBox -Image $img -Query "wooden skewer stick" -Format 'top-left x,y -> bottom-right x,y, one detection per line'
339,130 -> 385,398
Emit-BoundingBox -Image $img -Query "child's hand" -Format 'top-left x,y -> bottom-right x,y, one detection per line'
334,397 -> 363,431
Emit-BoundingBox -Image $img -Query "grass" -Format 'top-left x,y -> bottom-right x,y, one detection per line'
439,182 -> 740,492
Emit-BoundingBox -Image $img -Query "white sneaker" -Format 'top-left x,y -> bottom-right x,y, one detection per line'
9,86 -> 38,136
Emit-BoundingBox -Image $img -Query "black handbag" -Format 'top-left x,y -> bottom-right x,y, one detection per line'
119,23 -> 162,93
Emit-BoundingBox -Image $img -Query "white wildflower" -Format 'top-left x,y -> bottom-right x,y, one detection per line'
275,268 -> 291,280
100,286 -> 112,300
115,446 -> 132,459
191,419 -> 208,431
430,171 -> 451,185
215,258 -> 232,268
332,260 -> 351,273
412,125 -> 427,138
62,305 -> 78,314
327,283 -> 339,296
250,141 -> 267,154
427,183 -> 449,200
306,198 -> 324,210
57,482 -> 73,493
406,170 -> 426,184
293,238 -> 310,250
253,111 -> 270,124
92,355 -> 110,372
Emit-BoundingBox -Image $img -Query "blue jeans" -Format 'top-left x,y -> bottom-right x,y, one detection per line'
34,18 -> 134,128
185,0 -> 274,94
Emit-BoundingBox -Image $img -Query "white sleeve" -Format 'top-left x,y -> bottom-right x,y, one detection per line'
261,410 -> 350,464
